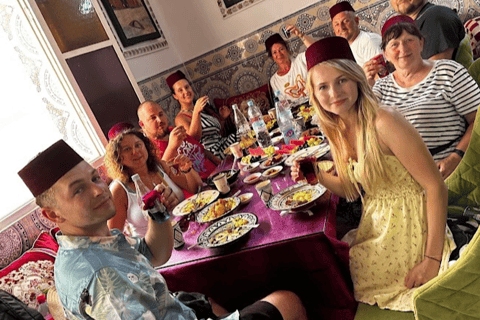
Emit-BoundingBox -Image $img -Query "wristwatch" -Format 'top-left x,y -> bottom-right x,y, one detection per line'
453,149 -> 465,158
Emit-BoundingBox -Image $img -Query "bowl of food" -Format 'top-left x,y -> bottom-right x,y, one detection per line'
260,154 -> 286,169
238,193 -> 253,205
196,197 -> 240,223
244,172 -> 262,185
242,162 -> 260,173
262,166 -> 283,179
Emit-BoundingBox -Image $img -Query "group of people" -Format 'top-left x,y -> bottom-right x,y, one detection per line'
16,0 -> 480,318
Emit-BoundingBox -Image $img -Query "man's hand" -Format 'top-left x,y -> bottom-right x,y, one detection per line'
404,258 -> 441,289
436,153 -> 462,179
154,184 -> 179,212
169,126 -> 187,148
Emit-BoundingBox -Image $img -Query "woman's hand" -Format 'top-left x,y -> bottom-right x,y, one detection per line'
291,160 -> 306,183
219,105 -> 231,120
404,257 -> 441,289
362,58 -> 384,87
170,126 -> 187,148
436,153 -> 462,179
193,96 -> 209,115
173,154 -> 193,174
154,184 -> 179,212
285,24 -> 303,38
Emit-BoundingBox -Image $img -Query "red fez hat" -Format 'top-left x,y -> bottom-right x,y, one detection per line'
108,122 -> 134,140
18,140 -> 84,197
166,71 -> 186,90
381,15 -> 415,36
329,1 -> 355,20
306,37 -> 356,71
265,33 -> 287,55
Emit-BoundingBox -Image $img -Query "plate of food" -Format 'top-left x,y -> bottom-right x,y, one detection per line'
243,172 -> 262,185
262,166 -> 283,179
196,213 -> 258,248
241,155 -> 262,165
260,154 -> 287,169
196,197 -> 241,223
285,143 -> 330,166
173,190 -> 220,217
242,161 -> 260,173
239,193 -> 253,205
269,183 -> 327,212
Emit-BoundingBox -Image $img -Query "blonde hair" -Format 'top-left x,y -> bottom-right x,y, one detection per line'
306,59 -> 388,201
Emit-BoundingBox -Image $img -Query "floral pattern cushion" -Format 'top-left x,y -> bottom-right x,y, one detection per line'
0,231 -> 58,309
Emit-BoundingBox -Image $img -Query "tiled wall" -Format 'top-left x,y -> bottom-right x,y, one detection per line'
138,0 -> 480,125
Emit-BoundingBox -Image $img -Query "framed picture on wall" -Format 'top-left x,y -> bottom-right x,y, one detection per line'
101,0 -> 161,47
217,0 -> 265,19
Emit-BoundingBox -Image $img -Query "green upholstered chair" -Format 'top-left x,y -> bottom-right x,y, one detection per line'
355,109 -> 480,320
468,59 -> 480,89
455,34 -> 474,70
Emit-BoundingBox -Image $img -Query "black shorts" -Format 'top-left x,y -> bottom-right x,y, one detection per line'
220,301 -> 283,320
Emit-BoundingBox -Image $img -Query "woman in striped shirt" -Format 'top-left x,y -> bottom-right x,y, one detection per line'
166,71 -> 236,161
368,15 -> 479,179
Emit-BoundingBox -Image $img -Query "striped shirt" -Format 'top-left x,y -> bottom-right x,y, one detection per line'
373,60 -> 479,160
199,113 -> 237,160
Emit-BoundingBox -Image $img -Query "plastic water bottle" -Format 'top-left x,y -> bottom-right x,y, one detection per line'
132,174 -> 170,223
247,100 -> 272,149
274,91 -> 297,145
232,104 -> 252,149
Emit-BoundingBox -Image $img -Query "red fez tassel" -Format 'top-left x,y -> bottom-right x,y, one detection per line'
18,140 -> 84,197
108,122 -> 134,140
306,37 -> 356,71
166,70 -> 187,90
381,15 -> 415,36
329,1 -> 355,20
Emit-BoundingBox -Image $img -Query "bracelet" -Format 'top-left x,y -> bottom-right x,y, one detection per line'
425,255 -> 441,263
453,148 -> 465,158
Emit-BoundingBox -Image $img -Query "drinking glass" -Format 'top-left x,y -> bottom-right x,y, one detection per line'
298,156 -> 318,185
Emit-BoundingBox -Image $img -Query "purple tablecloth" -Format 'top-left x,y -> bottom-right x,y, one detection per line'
159,160 -> 357,319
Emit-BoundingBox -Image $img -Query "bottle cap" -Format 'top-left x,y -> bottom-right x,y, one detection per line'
247,100 -> 254,107
37,294 -> 46,304
274,90 -> 281,97
131,174 -> 140,182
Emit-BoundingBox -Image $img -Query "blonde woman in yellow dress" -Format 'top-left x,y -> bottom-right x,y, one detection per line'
291,37 -> 454,311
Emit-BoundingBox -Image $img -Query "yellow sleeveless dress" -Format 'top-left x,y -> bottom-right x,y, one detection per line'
348,155 -> 455,311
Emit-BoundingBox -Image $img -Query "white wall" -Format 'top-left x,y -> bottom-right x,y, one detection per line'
129,0 -> 318,81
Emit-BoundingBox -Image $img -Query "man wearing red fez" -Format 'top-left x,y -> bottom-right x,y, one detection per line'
265,25 -> 314,103
329,1 -> 382,67
137,100 -> 217,180
390,0 -> 464,60
18,140 -> 308,320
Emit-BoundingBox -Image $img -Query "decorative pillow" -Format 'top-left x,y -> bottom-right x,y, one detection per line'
464,17 -> 480,60
0,231 -> 59,309
214,84 -> 273,118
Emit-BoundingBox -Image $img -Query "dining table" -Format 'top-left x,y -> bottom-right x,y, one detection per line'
158,155 -> 358,320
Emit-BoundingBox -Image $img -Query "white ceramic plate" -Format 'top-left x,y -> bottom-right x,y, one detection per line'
269,183 -> 327,212
259,154 -> 287,169
285,143 -> 330,166
243,172 -> 262,185
239,193 -> 253,205
262,166 -> 283,179
242,162 -> 260,173
196,197 -> 241,223
172,190 -> 220,217
197,212 -> 258,248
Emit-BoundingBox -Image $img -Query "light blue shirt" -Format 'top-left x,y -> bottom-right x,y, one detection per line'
54,230 -> 198,319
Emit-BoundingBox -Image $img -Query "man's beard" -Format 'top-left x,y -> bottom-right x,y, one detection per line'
154,126 -> 169,140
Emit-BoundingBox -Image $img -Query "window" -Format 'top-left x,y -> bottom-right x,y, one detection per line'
0,0 -> 140,229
